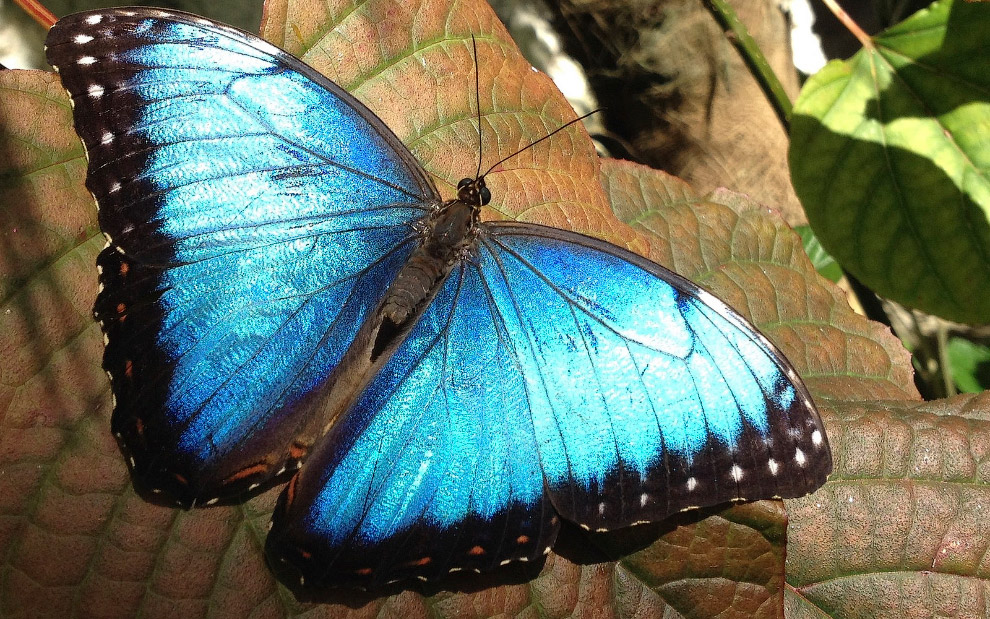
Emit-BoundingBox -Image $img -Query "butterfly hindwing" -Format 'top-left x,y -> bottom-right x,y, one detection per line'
267,264 -> 561,589
266,221 -> 830,588
45,9 -> 439,506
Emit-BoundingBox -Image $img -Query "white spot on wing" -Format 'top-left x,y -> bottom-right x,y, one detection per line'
101,132 -> 114,145
597,502 -> 605,516
768,459 -> 779,475
88,84 -> 105,98
74,34 -> 94,44
640,493 -> 648,508
731,465 -> 743,482
687,477 -> 698,491
85,15 -> 103,25
78,56 -> 97,65
812,430 -> 823,446
795,448 -> 807,466
109,182 -> 121,193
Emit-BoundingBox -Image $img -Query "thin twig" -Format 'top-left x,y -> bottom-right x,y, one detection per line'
13,0 -> 56,29
819,0 -> 874,49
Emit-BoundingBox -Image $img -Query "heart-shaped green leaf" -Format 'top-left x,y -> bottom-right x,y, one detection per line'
789,0 -> 990,324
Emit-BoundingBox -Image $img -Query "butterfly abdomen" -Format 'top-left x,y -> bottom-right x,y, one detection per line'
374,199 -> 479,356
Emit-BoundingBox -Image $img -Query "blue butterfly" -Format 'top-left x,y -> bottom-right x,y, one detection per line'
46,8 -> 831,590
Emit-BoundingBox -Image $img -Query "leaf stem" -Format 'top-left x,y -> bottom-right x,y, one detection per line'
13,0 -> 56,29
698,0 -> 792,130
819,0 -> 873,49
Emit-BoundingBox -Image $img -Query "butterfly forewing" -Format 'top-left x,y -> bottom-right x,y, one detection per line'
46,8 -> 439,506
480,223 -> 830,530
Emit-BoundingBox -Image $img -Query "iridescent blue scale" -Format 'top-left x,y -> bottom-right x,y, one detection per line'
46,7 -> 831,591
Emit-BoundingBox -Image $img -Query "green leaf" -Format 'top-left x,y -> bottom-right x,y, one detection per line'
947,336 -> 990,393
789,0 -> 990,324
795,225 -> 843,283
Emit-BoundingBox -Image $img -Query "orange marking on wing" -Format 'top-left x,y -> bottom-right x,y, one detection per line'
285,472 -> 299,506
223,463 -> 268,484
172,472 -> 188,485
516,535 -> 530,545
116,302 -> 126,314
299,549 -> 312,560
288,442 -> 307,460
406,556 -> 431,567
134,417 -> 144,436
467,546 -> 485,556
355,567 -> 373,576
124,359 -> 133,378
119,262 -> 130,276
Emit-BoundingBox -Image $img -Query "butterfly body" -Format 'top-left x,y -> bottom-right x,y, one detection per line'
46,7 -> 832,591
375,183 -> 483,356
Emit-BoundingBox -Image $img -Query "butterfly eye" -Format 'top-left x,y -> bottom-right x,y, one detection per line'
479,186 -> 491,206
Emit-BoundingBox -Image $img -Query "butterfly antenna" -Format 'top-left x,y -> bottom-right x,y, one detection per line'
481,109 -> 600,178
473,35 -> 484,181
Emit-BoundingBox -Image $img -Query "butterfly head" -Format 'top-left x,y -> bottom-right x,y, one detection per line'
456,176 -> 491,207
